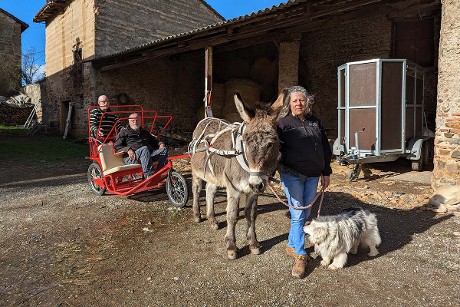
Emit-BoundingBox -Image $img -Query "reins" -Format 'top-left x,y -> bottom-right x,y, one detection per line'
267,179 -> 325,217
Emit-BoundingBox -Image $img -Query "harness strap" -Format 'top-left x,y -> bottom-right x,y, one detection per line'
189,119 -> 262,177
234,123 -> 253,174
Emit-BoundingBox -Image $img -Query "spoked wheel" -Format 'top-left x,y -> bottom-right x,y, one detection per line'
166,170 -> 189,207
87,162 -> 106,196
348,164 -> 362,182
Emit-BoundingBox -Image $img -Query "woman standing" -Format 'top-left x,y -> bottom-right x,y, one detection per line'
277,85 -> 332,278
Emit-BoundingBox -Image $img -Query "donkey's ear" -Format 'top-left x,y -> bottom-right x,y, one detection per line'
269,88 -> 289,121
234,91 -> 255,123
271,88 -> 288,112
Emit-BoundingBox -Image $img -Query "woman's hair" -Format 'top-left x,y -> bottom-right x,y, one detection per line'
281,85 -> 315,116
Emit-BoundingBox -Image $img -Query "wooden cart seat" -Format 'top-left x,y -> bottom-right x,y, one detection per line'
98,143 -> 141,175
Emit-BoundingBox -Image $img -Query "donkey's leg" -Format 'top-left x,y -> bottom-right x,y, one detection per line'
192,174 -> 203,223
245,192 -> 260,255
205,183 -> 218,230
225,188 -> 241,260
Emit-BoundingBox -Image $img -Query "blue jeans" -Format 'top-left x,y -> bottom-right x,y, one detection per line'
280,172 -> 319,256
124,146 -> 168,177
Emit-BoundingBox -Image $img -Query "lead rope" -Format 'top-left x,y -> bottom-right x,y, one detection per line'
267,181 -> 325,217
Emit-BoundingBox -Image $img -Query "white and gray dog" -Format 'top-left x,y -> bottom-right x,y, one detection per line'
303,207 -> 381,270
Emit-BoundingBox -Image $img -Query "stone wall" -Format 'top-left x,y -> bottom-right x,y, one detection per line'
297,14 -> 440,139
96,0 -> 223,58
0,11 -> 23,96
0,104 -> 32,126
278,40 -> 300,91
22,82 -> 47,123
42,0 -> 223,138
64,50 -> 205,138
45,0 -> 96,76
432,0 -> 460,188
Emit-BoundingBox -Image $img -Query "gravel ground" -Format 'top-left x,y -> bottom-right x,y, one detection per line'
0,138 -> 459,306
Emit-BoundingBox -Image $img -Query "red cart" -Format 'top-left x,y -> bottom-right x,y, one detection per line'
86,105 -> 190,207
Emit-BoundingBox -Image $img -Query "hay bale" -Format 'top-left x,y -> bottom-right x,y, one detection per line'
223,79 -> 262,122
210,83 -> 225,118
251,58 -> 278,102
250,57 -> 277,86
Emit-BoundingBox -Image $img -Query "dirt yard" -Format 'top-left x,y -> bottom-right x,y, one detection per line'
1,136 -> 459,306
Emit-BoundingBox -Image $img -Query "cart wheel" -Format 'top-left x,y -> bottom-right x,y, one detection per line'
87,162 -> 106,196
166,171 -> 189,207
348,164 -> 362,182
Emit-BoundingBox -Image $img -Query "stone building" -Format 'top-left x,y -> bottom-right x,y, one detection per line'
0,9 -> 28,96
34,0 -> 459,188
433,0 -> 460,188
33,0 -> 224,135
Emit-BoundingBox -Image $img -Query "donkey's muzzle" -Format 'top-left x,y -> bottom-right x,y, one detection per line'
248,174 -> 267,193
252,181 -> 265,193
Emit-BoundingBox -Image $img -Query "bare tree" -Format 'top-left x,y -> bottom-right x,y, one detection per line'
21,47 -> 45,85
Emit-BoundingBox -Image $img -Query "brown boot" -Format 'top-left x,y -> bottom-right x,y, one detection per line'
291,254 -> 307,278
287,246 -> 311,260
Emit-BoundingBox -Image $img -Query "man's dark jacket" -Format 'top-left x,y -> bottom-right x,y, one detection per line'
114,126 -> 159,153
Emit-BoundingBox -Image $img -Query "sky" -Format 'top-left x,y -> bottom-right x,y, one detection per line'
0,0 -> 286,70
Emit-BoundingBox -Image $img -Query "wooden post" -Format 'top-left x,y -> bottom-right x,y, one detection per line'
205,47 -> 213,117
63,102 -> 73,139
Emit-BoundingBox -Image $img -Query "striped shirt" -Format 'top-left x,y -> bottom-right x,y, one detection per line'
89,108 -> 124,138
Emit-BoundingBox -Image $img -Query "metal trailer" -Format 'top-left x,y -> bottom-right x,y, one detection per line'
332,58 -> 433,181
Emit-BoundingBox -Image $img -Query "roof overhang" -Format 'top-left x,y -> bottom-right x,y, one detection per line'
34,0 -> 68,23
88,0 -> 440,71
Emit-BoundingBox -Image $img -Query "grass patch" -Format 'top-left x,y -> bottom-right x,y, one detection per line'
0,125 -> 28,135
0,135 -> 87,164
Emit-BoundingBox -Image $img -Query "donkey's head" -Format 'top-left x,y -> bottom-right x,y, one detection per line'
233,89 -> 286,193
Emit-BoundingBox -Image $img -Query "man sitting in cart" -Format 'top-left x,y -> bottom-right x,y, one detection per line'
114,112 -> 168,178
89,95 -> 124,139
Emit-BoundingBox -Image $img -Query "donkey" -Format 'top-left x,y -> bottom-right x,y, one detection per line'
189,90 -> 285,259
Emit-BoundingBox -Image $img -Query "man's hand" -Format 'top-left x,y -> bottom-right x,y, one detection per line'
321,175 -> 330,190
127,148 -> 136,161
97,130 -> 104,138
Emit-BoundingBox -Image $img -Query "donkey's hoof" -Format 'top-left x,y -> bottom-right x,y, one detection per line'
193,216 -> 202,223
250,247 -> 261,255
227,250 -> 238,260
210,222 -> 219,230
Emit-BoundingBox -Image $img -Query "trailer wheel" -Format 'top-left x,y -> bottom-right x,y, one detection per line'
87,162 -> 106,196
166,171 -> 189,207
411,141 -> 430,171
348,164 -> 362,182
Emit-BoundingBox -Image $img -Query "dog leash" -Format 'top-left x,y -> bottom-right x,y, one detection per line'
267,180 -> 325,217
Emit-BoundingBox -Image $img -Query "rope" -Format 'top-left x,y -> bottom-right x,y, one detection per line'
267,180 -> 325,217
